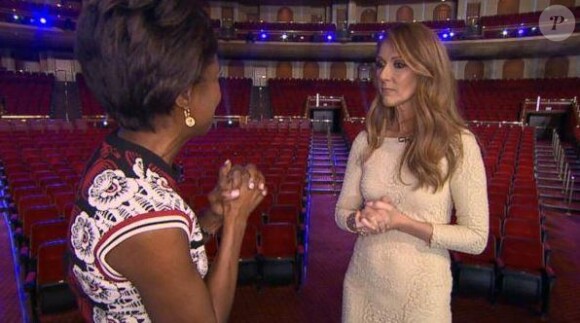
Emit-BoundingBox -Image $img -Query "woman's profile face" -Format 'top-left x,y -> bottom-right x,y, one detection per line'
375,41 -> 418,109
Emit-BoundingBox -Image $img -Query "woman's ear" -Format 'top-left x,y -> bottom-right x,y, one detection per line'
175,90 -> 191,108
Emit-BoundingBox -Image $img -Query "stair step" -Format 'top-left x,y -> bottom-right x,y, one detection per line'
309,184 -> 341,193
540,198 -> 580,215
311,171 -> 334,176
540,190 -> 580,203
311,161 -> 333,166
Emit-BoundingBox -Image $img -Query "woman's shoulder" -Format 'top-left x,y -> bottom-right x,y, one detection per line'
457,128 -> 483,155
354,130 -> 368,145
459,128 -> 478,145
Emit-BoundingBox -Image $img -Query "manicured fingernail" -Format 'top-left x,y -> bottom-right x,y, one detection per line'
230,189 -> 240,198
259,183 -> 265,190
224,159 -> 231,165
262,190 -> 267,196
249,181 -> 255,189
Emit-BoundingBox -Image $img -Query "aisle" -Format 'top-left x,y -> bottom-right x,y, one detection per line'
0,212 -> 26,323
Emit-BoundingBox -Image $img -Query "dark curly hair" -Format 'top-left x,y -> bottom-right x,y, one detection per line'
76,0 -> 218,131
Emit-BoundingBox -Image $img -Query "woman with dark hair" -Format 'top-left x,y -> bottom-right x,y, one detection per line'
68,1 -> 266,322
335,23 -> 489,322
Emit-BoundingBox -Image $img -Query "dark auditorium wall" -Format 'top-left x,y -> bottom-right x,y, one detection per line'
503,59 -> 525,79
433,3 -> 453,21
550,0 -> 576,7
396,5 -> 414,22
360,8 -> 377,23
330,62 -> 347,80
545,57 -> 570,78
197,1 -> 574,27
465,61 -> 485,80
277,7 -> 293,22
303,62 -> 320,80
221,6 -> 234,21
1,1 -> 579,83
276,62 -> 293,79
228,60 -> 246,78
497,0 -> 520,16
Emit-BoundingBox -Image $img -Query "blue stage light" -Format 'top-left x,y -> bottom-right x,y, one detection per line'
442,33 -> 449,39
518,28 -> 524,35
40,17 -> 47,24
449,32 -> 455,37
260,32 -> 267,40
502,29 -> 508,36
326,34 -> 333,41
13,14 -> 19,20
281,33 -> 288,40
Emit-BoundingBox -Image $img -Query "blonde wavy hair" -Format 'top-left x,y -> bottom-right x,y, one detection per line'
364,23 -> 467,191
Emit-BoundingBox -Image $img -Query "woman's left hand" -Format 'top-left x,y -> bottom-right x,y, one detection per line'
208,160 -> 239,216
359,196 -> 403,235
202,160 -> 243,235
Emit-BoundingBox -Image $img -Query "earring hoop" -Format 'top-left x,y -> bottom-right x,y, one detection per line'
183,108 -> 196,127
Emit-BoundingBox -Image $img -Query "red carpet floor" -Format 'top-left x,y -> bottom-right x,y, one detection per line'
0,212 -> 25,323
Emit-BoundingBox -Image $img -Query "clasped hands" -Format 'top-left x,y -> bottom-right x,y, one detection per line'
353,196 -> 403,236
202,160 -> 267,234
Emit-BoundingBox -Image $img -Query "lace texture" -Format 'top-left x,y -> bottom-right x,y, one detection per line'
336,131 -> 488,322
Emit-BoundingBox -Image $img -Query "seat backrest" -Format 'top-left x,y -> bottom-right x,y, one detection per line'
507,204 -> 541,222
240,224 -> 258,259
499,236 -> 545,271
37,239 -> 68,286
503,217 -> 542,242
267,205 -> 299,224
259,223 -> 297,258
23,205 -> 60,237
30,219 -> 68,258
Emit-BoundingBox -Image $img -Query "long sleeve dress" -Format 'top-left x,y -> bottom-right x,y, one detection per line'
335,130 -> 489,323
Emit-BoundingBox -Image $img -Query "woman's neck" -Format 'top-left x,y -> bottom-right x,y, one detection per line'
393,103 -> 415,136
117,127 -> 186,165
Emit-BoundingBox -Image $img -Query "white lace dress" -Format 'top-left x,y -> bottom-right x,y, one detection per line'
335,130 -> 489,323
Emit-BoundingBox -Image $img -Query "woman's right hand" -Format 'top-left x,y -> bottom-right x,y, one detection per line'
222,164 -> 266,222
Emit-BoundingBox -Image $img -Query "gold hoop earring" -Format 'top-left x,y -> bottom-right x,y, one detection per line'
183,108 -> 196,127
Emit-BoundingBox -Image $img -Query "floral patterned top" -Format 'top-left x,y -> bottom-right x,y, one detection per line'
67,131 -> 208,323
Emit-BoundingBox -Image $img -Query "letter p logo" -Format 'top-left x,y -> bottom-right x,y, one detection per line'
550,15 -> 565,30
540,5 -> 575,41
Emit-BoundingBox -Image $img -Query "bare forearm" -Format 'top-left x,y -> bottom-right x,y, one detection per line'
205,217 -> 246,323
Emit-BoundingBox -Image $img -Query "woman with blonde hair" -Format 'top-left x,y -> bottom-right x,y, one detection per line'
335,23 -> 488,322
